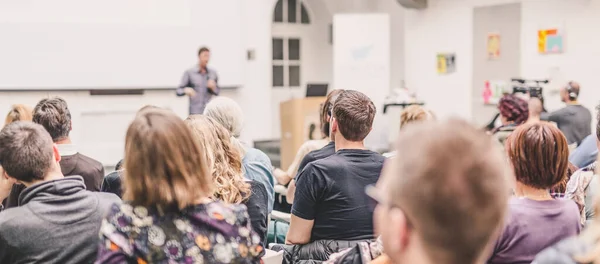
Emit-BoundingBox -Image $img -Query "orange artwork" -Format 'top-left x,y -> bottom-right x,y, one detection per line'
538,28 -> 564,54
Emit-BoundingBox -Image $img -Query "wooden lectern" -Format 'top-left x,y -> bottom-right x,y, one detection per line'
279,97 -> 326,170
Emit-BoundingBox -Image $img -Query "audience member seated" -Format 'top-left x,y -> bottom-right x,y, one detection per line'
383,104 -> 435,158
3,104 -> 32,127
542,81 -> 592,147
278,91 -> 383,262
285,89 -> 343,204
1,104 -> 33,207
565,105 -> 600,226
526,97 -> 543,124
204,97 -> 275,213
100,161 -> 124,198
4,97 -> 105,209
488,122 -> 581,264
534,160 -> 600,263
96,108 -> 264,263
0,121 -> 120,263
185,114 -> 269,246
330,119 -> 510,264
492,94 -> 529,149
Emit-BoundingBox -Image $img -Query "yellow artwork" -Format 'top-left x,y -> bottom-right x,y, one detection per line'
487,34 -> 501,59
437,53 -> 456,74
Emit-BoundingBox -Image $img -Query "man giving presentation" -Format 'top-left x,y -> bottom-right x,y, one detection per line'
176,47 -> 220,115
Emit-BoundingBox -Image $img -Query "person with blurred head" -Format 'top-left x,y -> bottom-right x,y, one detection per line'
96,109 -> 264,263
284,89 -> 344,204
368,119 -> 509,264
488,122 -> 580,264
204,97 -> 275,212
176,46 -> 220,115
563,104 -> 600,227
543,81 -> 592,146
0,121 -> 120,263
4,97 -> 105,210
185,115 -> 269,246
493,94 -> 529,148
383,105 -> 436,158
527,97 -> 544,123
286,91 -> 383,253
4,104 -> 32,127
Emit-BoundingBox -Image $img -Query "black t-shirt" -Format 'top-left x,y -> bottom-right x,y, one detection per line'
291,149 -> 385,241
545,105 -> 592,145
244,181 -> 269,247
295,141 -> 336,179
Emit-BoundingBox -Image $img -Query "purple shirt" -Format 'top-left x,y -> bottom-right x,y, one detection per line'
488,197 -> 581,264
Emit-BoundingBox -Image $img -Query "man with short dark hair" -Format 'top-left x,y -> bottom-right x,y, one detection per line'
286,90 -> 384,247
372,119 -> 509,264
176,46 -> 220,115
0,121 -> 120,263
3,97 -> 105,209
543,81 -> 592,146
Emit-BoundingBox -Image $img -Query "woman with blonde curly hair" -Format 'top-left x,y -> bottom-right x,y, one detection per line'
384,105 -> 435,158
185,115 -> 269,246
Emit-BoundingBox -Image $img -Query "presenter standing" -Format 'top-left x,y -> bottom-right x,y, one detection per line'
176,47 -> 220,115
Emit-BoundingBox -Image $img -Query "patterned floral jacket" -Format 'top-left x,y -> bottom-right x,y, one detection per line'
96,201 -> 264,264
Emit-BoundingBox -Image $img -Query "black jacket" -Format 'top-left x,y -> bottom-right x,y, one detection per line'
271,239 -> 373,264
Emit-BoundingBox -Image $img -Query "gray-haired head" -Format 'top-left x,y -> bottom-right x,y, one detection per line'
203,97 -> 244,138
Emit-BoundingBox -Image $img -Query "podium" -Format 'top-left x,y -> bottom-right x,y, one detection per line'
279,97 -> 326,170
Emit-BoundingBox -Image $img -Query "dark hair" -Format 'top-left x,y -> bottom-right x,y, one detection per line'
198,47 -> 210,56
390,119 -> 508,264
32,97 -> 71,142
115,159 -> 124,171
321,89 -> 344,137
0,121 -> 54,182
332,90 -> 376,141
507,122 -> 569,189
123,109 -> 213,211
498,94 -> 529,125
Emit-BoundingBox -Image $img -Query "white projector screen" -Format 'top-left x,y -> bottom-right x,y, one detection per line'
0,0 -> 244,89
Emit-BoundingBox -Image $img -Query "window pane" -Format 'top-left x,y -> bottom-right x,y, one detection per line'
273,65 -> 284,87
301,3 -> 310,24
272,38 -> 284,60
287,0 -> 297,23
289,66 -> 300,87
288,39 -> 300,61
274,0 -> 283,22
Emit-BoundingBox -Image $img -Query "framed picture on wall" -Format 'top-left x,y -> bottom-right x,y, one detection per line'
487,33 -> 501,59
437,53 -> 456,74
538,28 -> 564,54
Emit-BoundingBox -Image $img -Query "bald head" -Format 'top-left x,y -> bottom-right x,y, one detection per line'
561,81 -> 581,102
528,98 -> 543,119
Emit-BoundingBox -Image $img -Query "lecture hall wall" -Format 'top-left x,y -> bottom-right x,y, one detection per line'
405,0 -> 600,128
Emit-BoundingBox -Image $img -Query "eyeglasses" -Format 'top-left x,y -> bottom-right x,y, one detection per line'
365,185 -> 414,228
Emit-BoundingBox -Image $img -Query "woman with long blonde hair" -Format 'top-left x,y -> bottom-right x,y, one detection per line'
185,115 -> 269,246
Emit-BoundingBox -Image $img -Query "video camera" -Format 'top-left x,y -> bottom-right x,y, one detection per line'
511,78 -> 549,99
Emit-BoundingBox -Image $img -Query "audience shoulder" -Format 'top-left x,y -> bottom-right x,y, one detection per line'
77,153 -> 104,172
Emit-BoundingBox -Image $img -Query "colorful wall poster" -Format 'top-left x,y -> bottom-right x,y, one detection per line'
483,80 -> 509,105
538,28 -> 564,54
437,53 -> 456,74
487,34 -> 501,59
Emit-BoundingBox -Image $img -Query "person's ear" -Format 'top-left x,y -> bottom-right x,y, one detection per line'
52,144 -> 61,163
387,208 -> 411,253
331,118 -> 339,134
3,170 -> 18,185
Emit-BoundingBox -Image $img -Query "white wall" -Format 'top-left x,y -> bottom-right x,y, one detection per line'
405,0 -> 600,125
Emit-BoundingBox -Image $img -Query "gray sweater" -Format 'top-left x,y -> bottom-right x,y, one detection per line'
0,176 -> 121,264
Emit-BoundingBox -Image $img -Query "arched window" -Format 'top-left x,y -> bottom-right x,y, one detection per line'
273,0 -> 310,24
